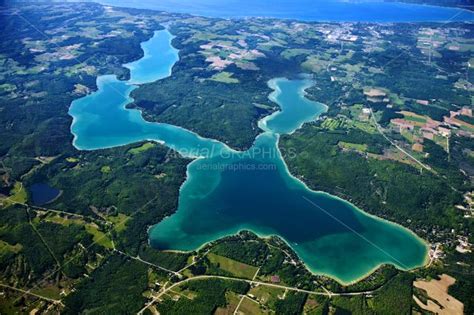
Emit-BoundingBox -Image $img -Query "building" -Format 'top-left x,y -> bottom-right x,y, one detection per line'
270,275 -> 280,283
416,99 -> 429,106
391,119 -> 415,131
438,127 -> 451,137
422,131 -> 435,140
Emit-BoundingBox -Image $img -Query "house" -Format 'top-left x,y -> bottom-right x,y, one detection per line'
422,131 -> 435,140
270,275 -> 280,283
438,127 -> 451,137
391,119 -> 415,131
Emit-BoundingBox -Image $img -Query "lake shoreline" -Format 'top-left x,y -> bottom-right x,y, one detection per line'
69,27 -> 429,285
99,0 -> 474,22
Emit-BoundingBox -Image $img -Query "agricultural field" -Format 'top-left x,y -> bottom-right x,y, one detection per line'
208,253 -> 259,279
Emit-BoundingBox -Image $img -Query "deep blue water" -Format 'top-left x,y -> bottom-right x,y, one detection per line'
29,183 -> 61,206
99,0 -> 474,22
69,29 -> 428,284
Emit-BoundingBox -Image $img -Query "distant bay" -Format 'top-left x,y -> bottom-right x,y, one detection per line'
69,29 -> 428,284
98,0 -> 473,22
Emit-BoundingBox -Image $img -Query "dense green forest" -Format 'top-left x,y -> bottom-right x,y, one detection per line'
64,255 -> 149,314
275,292 -> 308,314
27,142 -> 189,253
130,66 -> 273,150
0,205 -> 62,283
280,125 -> 466,230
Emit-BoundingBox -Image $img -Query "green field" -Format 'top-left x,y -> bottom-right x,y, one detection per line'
42,214 -> 114,249
281,48 -> 311,59
31,286 -> 62,300
3,182 -> 27,206
404,115 -> 427,124
210,71 -> 239,84
338,141 -> 368,152
351,120 -> 377,134
400,130 -> 415,143
128,142 -> 157,155
249,285 -> 285,309
208,253 -> 259,279
0,240 -> 22,255
320,116 -> 376,134
66,157 -> 79,163
321,118 -> 349,130
100,165 -> 111,173
215,291 -> 240,314
107,213 -> 130,233
84,224 -> 114,249
238,296 -> 266,314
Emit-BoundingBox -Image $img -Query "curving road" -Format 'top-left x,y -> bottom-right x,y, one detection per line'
137,274 -> 377,314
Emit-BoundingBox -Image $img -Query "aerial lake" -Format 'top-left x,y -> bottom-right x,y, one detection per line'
69,29 -> 428,284
99,0 -> 474,22
29,183 -> 61,206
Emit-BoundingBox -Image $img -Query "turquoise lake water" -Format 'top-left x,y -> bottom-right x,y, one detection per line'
99,0 -> 474,22
69,29 -> 428,284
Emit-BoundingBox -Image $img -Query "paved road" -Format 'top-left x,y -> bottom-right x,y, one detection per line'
368,108 -> 432,172
114,249 -> 182,277
0,283 -> 64,306
233,267 -> 260,315
6,194 -> 107,224
137,274 -> 376,314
